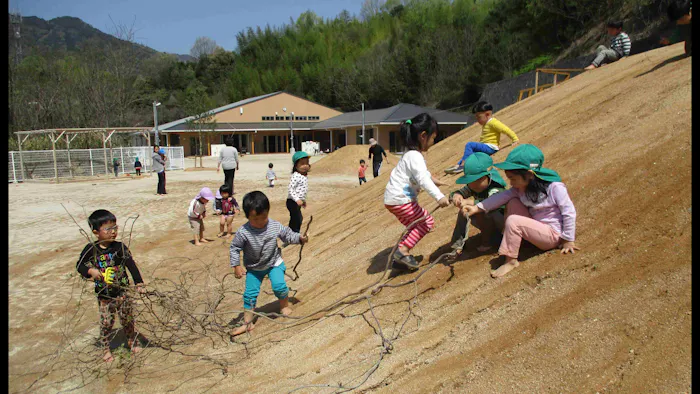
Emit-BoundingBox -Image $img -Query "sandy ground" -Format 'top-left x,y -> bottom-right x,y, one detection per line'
8,43 -> 691,394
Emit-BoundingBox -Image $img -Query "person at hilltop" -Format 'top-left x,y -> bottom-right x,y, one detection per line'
445,101 -> 519,174
660,0 -> 692,56
584,20 -> 632,70
152,148 -> 167,195
187,187 -> 215,246
449,153 -> 507,255
286,151 -> 311,235
368,138 -> 390,178
463,144 -> 579,278
384,113 -> 450,271
358,159 -> 368,185
229,191 -> 308,337
75,209 -> 146,363
217,137 -> 240,194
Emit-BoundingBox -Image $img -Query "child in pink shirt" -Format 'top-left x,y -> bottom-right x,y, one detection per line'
463,144 -> 578,278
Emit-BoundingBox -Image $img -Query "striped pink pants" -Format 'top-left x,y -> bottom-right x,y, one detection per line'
386,202 -> 435,249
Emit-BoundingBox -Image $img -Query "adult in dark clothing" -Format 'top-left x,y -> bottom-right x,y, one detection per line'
662,0 -> 692,55
368,138 -> 390,178
153,148 -> 167,195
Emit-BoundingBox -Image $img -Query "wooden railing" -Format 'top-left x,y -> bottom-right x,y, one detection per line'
517,68 -> 584,102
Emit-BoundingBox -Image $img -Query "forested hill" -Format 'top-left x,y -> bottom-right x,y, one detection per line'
8,0 -> 671,149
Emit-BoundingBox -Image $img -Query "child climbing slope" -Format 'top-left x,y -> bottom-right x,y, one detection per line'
384,113 -> 450,270
230,191 -> 308,337
446,101 -> 519,174
463,144 -> 579,278
287,151 -> 311,234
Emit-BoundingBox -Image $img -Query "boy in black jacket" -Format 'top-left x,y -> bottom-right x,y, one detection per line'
76,209 -> 146,362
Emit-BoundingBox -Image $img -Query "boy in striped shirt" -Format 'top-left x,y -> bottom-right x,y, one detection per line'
585,20 -> 632,70
229,191 -> 308,337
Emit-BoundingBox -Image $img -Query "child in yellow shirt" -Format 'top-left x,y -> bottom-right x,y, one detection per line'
448,101 -> 519,173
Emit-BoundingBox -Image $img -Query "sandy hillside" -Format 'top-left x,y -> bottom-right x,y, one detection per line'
312,145 -> 401,177
8,43 -> 690,394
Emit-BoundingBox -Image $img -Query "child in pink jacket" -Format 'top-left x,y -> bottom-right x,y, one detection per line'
463,144 -> 578,278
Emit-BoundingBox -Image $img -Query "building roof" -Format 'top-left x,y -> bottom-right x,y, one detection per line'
162,121 -> 318,132
313,103 -> 472,129
158,91 -> 282,132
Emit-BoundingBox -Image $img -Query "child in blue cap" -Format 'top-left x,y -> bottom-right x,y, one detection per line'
449,152 -> 507,254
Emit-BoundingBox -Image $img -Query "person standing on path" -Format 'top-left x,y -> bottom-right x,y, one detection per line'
217,137 -> 240,194
153,148 -> 167,195
368,138 -> 390,178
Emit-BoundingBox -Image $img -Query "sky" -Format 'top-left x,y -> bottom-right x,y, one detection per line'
8,0 -> 362,55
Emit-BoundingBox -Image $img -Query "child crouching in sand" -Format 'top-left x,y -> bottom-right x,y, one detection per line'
188,187 -> 215,246
230,191 -> 308,337
463,144 -> 578,278
449,152 -> 507,254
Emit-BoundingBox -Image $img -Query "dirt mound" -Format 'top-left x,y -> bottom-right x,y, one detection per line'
312,144 -> 400,176
11,43 -> 690,393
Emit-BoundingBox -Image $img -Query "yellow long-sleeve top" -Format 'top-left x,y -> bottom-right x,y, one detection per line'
480,117 -> 519,148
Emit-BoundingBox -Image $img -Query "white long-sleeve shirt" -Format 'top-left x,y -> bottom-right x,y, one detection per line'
287,172 -> 308,202
187,198 -> 207,219
384,150 -> 445,205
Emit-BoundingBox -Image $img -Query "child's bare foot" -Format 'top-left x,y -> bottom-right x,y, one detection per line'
491,258 -> 520,278
477,244 -> 492,252
194,241 -> 202,246
131,345 -> 143,354
200,238 -> 210,243
217,232 -> 225,238
280,306 -> 292,316
103,350 -> 114,363
230,322 -> 254,337
584,64 -> 596,70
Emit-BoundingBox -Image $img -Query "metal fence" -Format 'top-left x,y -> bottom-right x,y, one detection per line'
8,146 -> 185,183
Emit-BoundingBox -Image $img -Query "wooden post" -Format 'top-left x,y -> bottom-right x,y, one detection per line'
534,70 -> 539,95
89,149 -> 94,176
553,73 -> 558,86
251,133 -> 255,154
65,134 -> 73,178
17,133 -> 25,182
11,152 -> 17,184
120,147 -> 125,176
102,132 -> 109,181
285,135 -> 289,152
330,130 -> 333,152
50,132 -> 59,183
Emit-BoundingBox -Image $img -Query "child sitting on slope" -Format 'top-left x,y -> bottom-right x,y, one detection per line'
384,113 -> 450,271
463,144 -> 579,278
230,191 -> 308,337
449,152 -> 507,254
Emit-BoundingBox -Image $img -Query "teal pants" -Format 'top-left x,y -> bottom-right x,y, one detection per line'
243,262 -> 288,310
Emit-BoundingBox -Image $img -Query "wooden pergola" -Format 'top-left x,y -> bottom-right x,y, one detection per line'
14,127 -> 153,183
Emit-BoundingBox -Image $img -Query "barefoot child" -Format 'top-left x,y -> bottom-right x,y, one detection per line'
214,184 -> 240,238
286,151 -> 311,233
449,152 -> 507,254
266,163 -> 278,187
446,101 -> 519,174
384,113 -> 450,270
187,187 -> 215,246
76,209 -> 146,363
584,20 -> 631,70
230,191 -> 308,337
463,144 -> 579,278
358,159 -> 368,185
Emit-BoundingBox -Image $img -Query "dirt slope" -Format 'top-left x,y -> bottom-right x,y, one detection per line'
312,145 -> 401,177
11,43 -> 690,393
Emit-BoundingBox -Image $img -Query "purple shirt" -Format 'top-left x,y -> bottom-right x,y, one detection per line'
476,182 -> 577,241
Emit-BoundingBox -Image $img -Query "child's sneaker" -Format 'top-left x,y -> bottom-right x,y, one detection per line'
392,250 -> 419,270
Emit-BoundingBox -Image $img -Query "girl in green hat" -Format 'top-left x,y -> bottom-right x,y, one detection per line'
287,151 -> 311,234
449,153 -> 507,254
463,144 -> 579,278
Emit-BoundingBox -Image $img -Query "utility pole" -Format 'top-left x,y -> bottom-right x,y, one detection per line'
361,103 -> 365,144
153,101 -> 161,146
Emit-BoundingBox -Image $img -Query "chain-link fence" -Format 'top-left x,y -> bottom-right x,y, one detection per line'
8,146 -> 185,182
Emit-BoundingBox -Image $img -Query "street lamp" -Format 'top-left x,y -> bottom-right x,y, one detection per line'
283,108 -> 294,153
153,101 -> 162,146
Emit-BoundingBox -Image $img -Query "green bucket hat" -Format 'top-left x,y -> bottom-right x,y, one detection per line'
456,153 -> 506,187
493,144 -> 561,182
292,151 -> 310,164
